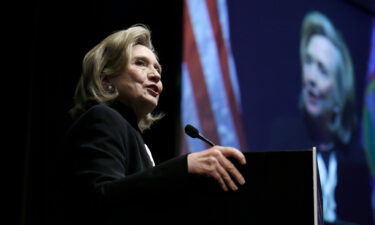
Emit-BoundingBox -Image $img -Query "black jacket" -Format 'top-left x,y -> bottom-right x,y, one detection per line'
59,103 -> 190,225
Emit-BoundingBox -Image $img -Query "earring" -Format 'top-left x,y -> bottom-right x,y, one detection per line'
108,84 -> 114,92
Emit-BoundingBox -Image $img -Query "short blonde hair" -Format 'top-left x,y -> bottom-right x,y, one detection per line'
70,24 -> 163,131
300,11 -> 356,144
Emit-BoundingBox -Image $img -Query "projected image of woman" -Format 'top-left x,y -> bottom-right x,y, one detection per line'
299,11 -> 373,225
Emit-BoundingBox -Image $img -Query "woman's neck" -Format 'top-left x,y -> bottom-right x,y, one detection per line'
306,113 -> 335,152
317,141 -> 335,152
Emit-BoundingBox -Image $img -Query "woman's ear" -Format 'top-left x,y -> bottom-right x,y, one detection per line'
102,76 -> 110,85
102,77 -> 115,92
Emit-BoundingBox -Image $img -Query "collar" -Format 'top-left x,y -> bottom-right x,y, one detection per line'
110,101 -> 141,133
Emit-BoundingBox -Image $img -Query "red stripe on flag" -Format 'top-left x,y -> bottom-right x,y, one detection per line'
183,1 -> 220,146
205,0 -> 248,151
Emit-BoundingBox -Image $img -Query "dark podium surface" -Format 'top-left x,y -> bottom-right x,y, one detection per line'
64,149 -> 321,225
181,149 -> 320,225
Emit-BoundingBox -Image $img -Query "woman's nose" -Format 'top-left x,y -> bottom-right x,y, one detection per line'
306,75 -> 317,89
304,65 -> 318,87
148,70 -> 161,83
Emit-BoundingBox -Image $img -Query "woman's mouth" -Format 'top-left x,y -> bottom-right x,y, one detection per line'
307,89 -> 318,104
146,85 -> 159,97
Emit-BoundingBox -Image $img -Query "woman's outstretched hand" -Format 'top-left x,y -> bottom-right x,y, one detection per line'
187,146 -> 246,191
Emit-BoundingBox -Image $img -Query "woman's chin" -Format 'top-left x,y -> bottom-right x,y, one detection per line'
142,98 -> 158,113
306,104 -> 322,117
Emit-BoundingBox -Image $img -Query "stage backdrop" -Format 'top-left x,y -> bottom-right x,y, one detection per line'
181,0 -> 375,225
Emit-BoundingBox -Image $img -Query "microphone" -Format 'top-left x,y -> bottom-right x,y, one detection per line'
184,124 -> 215,147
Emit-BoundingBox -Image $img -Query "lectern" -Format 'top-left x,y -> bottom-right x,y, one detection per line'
91,148 -> 322,225
183,148 -> 322,225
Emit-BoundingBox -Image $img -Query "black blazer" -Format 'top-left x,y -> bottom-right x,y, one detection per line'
333,143 -> 373,225
59,103 -> 191,225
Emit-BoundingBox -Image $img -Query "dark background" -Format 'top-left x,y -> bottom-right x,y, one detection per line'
11,0 -> 374,224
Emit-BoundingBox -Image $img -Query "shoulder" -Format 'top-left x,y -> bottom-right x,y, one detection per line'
67,104 -> 134,136
84,104 -> 123,121
335,137 -> 366,163
78,104 -> 128,125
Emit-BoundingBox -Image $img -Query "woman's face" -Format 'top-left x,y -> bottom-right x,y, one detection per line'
302,34 -> 340,118
111,44 -> 163,118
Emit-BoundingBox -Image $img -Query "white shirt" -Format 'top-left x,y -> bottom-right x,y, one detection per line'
144,144 -> 155,167
317,152 -> 337,223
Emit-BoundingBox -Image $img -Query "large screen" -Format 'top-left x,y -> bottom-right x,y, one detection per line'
181,0 -> 375,224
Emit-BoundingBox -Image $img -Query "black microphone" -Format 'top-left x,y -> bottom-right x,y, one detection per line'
184,124 -> 215,147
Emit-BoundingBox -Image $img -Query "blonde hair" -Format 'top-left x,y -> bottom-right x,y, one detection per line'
300,11 -> 356,144
70,24 -> 163,131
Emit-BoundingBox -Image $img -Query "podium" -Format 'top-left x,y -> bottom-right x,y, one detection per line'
58,148 -> 322,225
183,148 -> 322,225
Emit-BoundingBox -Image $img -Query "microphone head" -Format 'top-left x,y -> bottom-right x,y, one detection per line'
184,124 -> 199,138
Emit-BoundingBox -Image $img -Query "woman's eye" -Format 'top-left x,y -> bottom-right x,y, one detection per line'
135,60 -> 145,66
317,61 -> 328,77
155,66 -> 161,74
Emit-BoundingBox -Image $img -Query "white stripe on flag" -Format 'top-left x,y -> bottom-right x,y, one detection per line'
217,0 -> 242,109
181,62 -> 206,152
186,0 -> 240,148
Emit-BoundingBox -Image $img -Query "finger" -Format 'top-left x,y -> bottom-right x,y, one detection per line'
217,163 -> 239,191
219,146 -> 246,165
218,154 -> 246,185
212,171 -> 228,192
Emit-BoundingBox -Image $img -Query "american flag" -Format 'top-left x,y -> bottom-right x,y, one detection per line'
181,0 -> 247,153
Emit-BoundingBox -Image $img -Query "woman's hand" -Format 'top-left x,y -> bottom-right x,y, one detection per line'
187,146 -> 246,191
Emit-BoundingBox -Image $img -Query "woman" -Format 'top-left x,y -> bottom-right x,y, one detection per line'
61,24 -> 246,225
299,11 -> 373,225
